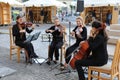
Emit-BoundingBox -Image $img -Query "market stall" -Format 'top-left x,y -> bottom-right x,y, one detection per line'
0,0 -> 22,25
0,2 -> 10,25
26,6 -> 57,24
23,0 -> 66,24
71,0 -> 120,24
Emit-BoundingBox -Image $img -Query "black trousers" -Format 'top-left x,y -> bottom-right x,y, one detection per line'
65,42 -> 79,64
15,41 -> 37,58
48,41 -> 63,61
75,58 -> 105,80
30,16 -> 33,23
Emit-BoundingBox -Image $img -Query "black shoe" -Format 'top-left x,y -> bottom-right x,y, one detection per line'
85,77 -> 88,80
46,61 -> 51,65
53,60 -> 57,64
27,58 -> 32,64
34,55 -> 39,58
30,55 -> 39,58
60,66 -> 66,71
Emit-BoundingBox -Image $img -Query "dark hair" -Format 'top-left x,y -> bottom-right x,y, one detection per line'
16,15 -> 22,24
16,15 -> 21,20
92,21 -> 109,41
92,20 -> 101,29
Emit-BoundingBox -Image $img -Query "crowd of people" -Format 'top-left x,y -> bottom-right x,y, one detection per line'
28,8 -> 50,24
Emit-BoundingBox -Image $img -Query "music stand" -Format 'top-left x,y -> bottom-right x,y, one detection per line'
24,31 -> 41,43
24,31 -> 45,66
34,33 -> 52,65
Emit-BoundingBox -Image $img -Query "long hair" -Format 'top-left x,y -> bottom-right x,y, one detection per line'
76,16 -> 85,27
92,21 -> 109,41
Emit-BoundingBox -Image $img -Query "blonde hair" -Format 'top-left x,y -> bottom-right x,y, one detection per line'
76,16 -> 85,27
54,17 -> 59,21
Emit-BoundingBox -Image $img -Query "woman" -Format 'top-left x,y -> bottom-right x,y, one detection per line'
12,16 -> 38,62
45,17 -> 65,65
75,21 -> 108,80
62,16 -> 87,68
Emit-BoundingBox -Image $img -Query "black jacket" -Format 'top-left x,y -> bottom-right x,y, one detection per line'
46,25 -> 63,42
12,24 -> 33,44
88,34 -> 108,65
73,26 -> 87,44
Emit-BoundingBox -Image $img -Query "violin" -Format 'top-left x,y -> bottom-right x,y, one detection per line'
20,22 -> 33,28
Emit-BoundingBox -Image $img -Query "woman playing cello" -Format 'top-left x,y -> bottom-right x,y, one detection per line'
75,20 -> 108,80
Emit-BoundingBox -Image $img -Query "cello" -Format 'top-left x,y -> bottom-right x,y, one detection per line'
69,41 -> 90,69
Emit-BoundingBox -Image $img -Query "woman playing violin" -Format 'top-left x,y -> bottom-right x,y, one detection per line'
75,21 -> 108,80
12,16 -> 39,62
45,17 -> 65,65
61,16 -> 87,69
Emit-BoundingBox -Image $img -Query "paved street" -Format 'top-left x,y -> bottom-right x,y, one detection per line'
0,22 -> 116,80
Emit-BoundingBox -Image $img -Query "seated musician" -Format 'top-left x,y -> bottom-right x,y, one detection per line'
75,21 -> 108,80
12,15 -> 39,62
61,16 -> 87,69
45,17 -> 65,65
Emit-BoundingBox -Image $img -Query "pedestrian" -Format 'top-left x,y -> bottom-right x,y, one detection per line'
40,8 -> 44,24
106,10 -> 112,26
28,8 -> 33,23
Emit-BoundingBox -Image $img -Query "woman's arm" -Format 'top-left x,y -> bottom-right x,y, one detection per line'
45,26 -> 54,33
80,27 -> 87,40
88,35 -> 104,50
26,24 -> 35,33
12,25 -> 20,36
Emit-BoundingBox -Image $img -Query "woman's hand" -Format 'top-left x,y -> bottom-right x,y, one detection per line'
90,29 -> 98,38
90,30 -> 94,37
46,30 -> 54,33
70,31 -> 75,36
80,41 -> 85,45
31,24 -> 35,29
20,29 -> 26,33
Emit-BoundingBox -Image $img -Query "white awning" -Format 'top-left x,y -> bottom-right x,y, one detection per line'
23,0 -> 52,7
46,0 -> 67,7
23,0 -> 67,7
71,0 -> 120,7
0,0 -> 23,6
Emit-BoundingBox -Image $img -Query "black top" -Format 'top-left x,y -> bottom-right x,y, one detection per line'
12,24 -> 33,44
73,26 -> 87,44
46,25 -> 63,42
29,10 -> 33,17
40,10 -> 44,16
92,10 -> 96,18
44,11 -> 48,16
88,34 -> 108,65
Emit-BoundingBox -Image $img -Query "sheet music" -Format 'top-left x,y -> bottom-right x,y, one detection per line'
25,31 -> 41,42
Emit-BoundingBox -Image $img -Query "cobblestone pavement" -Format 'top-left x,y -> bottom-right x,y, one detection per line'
0,23 -> 117,80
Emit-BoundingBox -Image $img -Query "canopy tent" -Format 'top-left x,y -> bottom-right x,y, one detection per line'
71,0 -> 120,7
23,0 -> 51,7
46,0 -> 67,7
23,0 -> 67,7
0,0 -> 23,6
